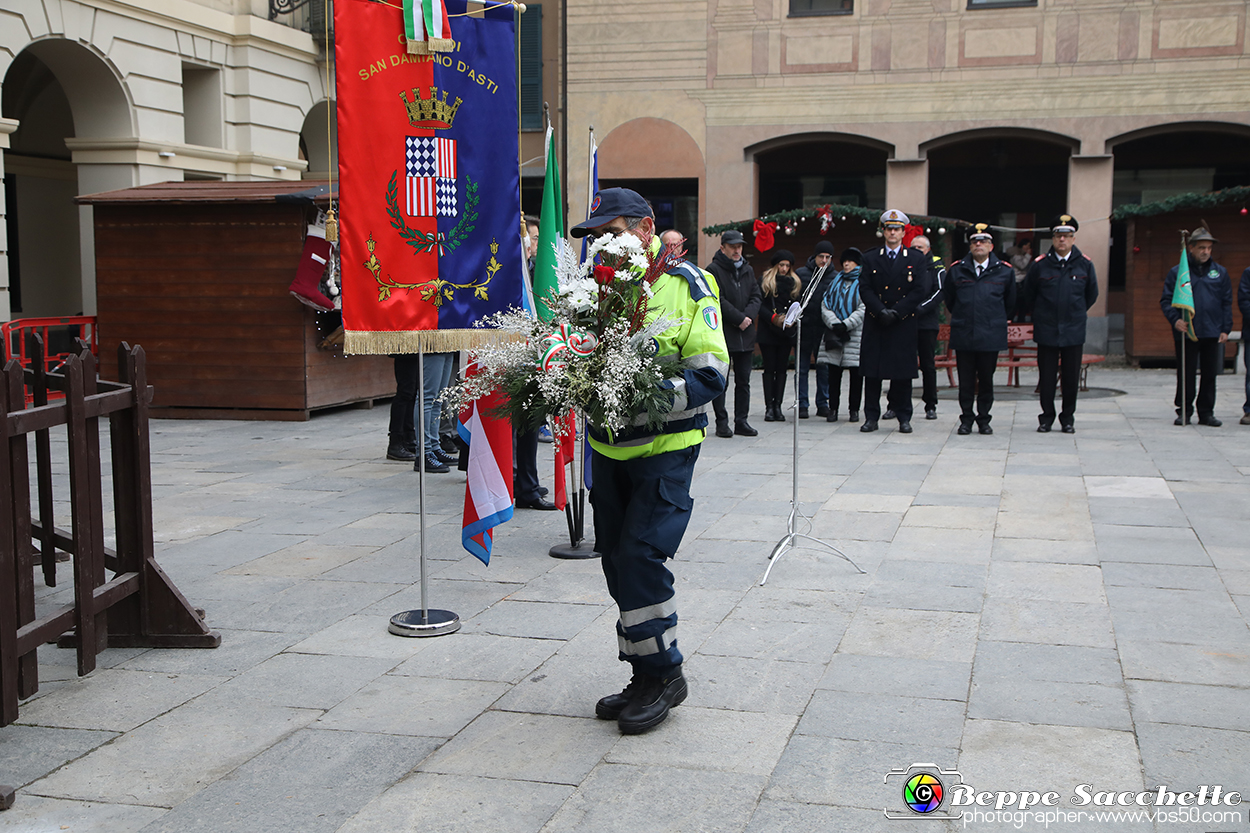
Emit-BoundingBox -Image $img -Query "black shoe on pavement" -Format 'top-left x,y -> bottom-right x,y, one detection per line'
860,420 -> 879,432
538,486 -> 549,496
1061,424 -> 1075,434
799,408 -> 809,419
1174,416 -> 1191,426
1198,415 -> 1223,427
763,409 -> 777,423
883,409 -> 896,420
1241,413 -> 1250,425
715,423 -> 734,438
957,423 -> 973,435
898,421 -> 913,434
387,445 -> 417,462
420,452 -> 449,473
816,406 -> 830,418
434,448 -> 458,465
1037,422 -> 1052,433
734,422 -> 758,437
596,674 -> 644,721
849,410 -> 859,422
516,495 -> 557,510
925,407 -> 937,420
978,424 -> 993,435
827,412 -> 839,423
617,670 -> 688,734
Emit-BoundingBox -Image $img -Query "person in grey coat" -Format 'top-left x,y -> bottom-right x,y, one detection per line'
817,248 -> 866,423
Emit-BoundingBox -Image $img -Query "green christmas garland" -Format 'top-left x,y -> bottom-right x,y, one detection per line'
703,185 -> 1250,239
701,202 -> 969,238
1110,184 -> 1250,221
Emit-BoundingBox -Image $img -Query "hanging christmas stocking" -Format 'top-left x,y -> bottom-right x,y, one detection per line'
289,225 -> 335,312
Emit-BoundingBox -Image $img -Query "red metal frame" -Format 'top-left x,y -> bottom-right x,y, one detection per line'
1,317 -> 98,404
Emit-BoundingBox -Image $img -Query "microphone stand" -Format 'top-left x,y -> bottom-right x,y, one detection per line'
760,263 -> 865,585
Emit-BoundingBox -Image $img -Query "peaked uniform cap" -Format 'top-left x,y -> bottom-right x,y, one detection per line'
1050,214 -> 1079,234
969,223 -> 993,241
879,209 -> 909,227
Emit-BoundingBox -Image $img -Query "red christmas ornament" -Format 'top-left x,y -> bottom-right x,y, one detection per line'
1241,207 -> 1248,215
1133,246 -> 1141,253
753,219 -> 779,252
593,264 -> 615,286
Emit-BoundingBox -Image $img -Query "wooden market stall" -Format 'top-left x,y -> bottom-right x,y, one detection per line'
79,181 -> 394,420
1124,208 -> 1247,365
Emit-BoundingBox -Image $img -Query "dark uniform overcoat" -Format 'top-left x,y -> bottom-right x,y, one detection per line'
857,245 -> 933,379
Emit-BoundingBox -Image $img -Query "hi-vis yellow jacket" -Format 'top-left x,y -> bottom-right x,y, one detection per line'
588,237 -> 730,460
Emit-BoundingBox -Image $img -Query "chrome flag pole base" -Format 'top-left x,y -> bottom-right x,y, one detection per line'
388,609 -> 461,638
549,541 -> 599,560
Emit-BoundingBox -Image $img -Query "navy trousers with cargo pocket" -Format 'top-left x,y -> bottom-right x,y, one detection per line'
591,444 -> 700,677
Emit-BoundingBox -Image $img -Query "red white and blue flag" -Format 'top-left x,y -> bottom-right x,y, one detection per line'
458,388 -> 513,565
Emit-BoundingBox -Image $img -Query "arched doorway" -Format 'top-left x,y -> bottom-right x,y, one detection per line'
749,135 -> 889,272
598,118 -> 703,251
2,40 -> 132,319
300,100 -> 338,180
925,131 -> 1074,261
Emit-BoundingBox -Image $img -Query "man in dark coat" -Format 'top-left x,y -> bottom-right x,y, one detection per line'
912,235 -> 946,420
1021,214 -> 1099,433
706,229 -> 762,437
1160,225 -> 1233,427
794,241 -> 838,418
943,224 -> 1016,435
858,209 -> 933,433
1240,264 -> 1250,425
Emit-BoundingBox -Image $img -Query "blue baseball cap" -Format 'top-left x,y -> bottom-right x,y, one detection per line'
570,188 -> 654,238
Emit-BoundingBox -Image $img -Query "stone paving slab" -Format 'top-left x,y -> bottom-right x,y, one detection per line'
4,366 -> 1250,832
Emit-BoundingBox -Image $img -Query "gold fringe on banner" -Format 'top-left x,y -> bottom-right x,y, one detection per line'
406,36 -> 456,55
344,328 -> 520,355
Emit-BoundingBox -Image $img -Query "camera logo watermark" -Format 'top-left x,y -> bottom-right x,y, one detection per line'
884,764 -> 964,820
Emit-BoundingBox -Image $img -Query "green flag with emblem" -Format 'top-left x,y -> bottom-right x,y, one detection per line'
1171,238 -> 1197,342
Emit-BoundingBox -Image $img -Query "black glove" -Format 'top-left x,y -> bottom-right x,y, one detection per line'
830,322 -> 849,339
878,309 -> 899,326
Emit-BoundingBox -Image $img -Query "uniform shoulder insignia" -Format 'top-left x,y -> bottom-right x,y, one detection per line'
669,261 -> 715,301
1034,255 -> 1045,262
1082,254 -> 1092,261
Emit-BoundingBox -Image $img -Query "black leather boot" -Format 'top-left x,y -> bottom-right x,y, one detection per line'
617,669 -> 688,734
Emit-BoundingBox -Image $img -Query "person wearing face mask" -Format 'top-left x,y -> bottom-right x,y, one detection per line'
706,229 -> 762,437
943,223 -> 1016,435
757,249 -> 801,423
1160,224 -> 1233,427
1021,214 -> 1099,434
568,188 -> 729,735
817,248 -> 866,423
857,209 -> 934,433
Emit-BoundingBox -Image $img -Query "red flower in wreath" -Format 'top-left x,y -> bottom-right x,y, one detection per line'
593,264 -> 616,286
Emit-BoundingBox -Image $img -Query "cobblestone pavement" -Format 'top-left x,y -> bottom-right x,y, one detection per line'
2,366 -> 1248,832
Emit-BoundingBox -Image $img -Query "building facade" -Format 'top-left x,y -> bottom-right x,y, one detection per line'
566,0 -> 1250,352
0,0 -> 334,322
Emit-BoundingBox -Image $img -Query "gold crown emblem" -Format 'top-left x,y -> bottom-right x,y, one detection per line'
399,86 -> 462,130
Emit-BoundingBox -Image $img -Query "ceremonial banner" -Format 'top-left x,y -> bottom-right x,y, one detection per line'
458,388 -> 513,565
335,0 -> 523,354
1171,239 -> 1197,342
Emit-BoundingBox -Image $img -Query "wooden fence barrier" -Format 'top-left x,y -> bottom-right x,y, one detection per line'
1,338 -> 219,729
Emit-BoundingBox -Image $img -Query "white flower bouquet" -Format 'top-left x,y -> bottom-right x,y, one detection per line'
443,233 -> 691,437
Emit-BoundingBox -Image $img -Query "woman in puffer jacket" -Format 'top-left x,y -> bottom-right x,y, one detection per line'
757,249 -> 801,422
817,248 -> 865,423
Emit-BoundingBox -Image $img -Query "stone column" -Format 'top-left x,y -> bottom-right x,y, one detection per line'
886,158 -> 928,216
1068,154 -> 1114,353
0,118 -> 17,323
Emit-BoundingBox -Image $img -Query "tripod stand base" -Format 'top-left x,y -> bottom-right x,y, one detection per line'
388,609 -> 461,638
549,541 -> 600,559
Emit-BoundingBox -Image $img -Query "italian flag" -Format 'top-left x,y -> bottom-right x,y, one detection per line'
403,0 -> 453,54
